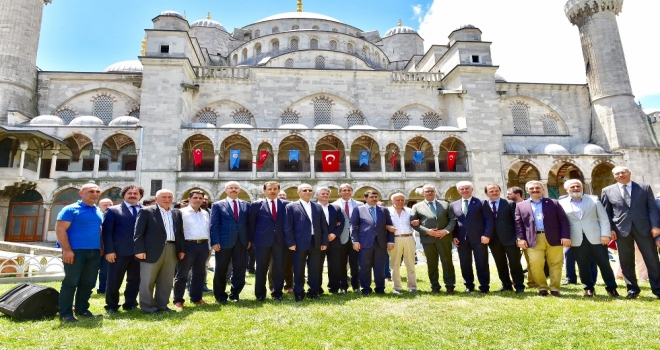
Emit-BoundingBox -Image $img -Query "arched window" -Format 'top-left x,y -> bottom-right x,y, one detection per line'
233,110 -> 252,125
93,95 -> 113,124
241,48 -> 247,61
332,28 -> 338,32
243,33 -> 250,41
347,112 -> 365,126
292,25 -> 299,30
312,25 -> 319,30
374,52 -> 380,65
254,43 -> 262,56
347,43 -> 354,54
314,99 -> 332,125
271,39 -> 279,51
345,59 -> 353,70
232,54 -> 238,65
329,40 -> 337,51
254,29 -> 260,38
542,116 -> 558,135
423,114 -> 440,129
198,111 -> 217,126
57,109 -> 76,124
392,113 -> 409,130
281,110 -> 299,125
272,26 -> 279,34
128,109 -> 140,118
315,56 -> 325,69
285,58 -> 294,68
362,46 -> 368,57
310,39 -> 319,49
512,104 -> 532,134
290,38 -> 299,50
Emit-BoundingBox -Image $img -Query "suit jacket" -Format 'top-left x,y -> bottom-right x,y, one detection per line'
247,198 -> 289,249
350,205 -> 394,249
133,205 -> 185,263
103,203 -> 140,256
410,200 -> 456,244
322,203 -> 345,239
450,197 -> 493,243
601,181 -> 660,238
210,198 -> 250,249
283,200 -> 329,251
515,198 -> 570,248
482,198 -> 517,246
558,195 -> 610,246
332,198 -> 362,244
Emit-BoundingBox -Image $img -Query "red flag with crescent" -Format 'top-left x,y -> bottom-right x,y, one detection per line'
193,149 -> 203,166
253,150 -> 269,169
391,150 -> 397,168
321,150 -> 340,172
447,151 -> 457,171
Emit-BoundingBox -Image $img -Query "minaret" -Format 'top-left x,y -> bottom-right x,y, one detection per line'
0,0 -> 52,122
565,0 -> 656,150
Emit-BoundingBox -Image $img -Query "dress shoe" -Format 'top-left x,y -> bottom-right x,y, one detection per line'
479,289 -> 489,294
393,289 -> 401,294
375,291 -> 385,295
361,290 -> 371,296
446,287 -> 455,295
76,311 -> 101,318
295,295 -> 304,302
464,288 -> 475,294
409,289 -> 417,293
202,286 -> 212,293
96,290 -> 105,294
60,315 -> 78,323
626,291 -> 639,299
562,280 -> 578,285
430,287 -> 441,294
339,289 -> 348,294
495,287 -> 514,293
550,291 -> 561,297
217,299 -> 228,305
584,290 -> 594,297
106,308 -> 119,315
122,305 -> 138,311
192,300 -> 207,305
256,296 -> 266,302
538,290 -> 549,296
515,289 -> 525,294
328,289 -> 339,294
607,290 -> 620,298
174,302 -> 184,312
273,296 -> 283,301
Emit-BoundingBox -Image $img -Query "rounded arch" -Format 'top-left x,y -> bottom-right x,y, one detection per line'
100,133 -> 137,171
195,98 -> 260,126
548,161 -> 585,198
350,135 -> 381,173
440,136 -> 469,172
278,89 -> 361,118
404,136 -> 435,172
386,103 -> 442,121
506,161 -> 542,197
182,134 -> 214,172
219,134 -> 254,172
99,187 -> 122,204
180,185 -> 214,201
315,134 -> 347,172
278,135 -> 311,173
591,161 -> 616,196
353,185 -> 386,201
500,95 -> 571,134
49,87 -> 141,115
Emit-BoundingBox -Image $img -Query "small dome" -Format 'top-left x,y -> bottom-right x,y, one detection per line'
159,10 -> 184,19
459,24 -> 478,30
313,124 -> 343,130
255,12 -> 342,24
533,143 -> 570,155
570,143 -> 607,155
191,19 -> 227,32
103,60 -> 143,73
349,125 -> 377,130
220,123 -> 253,129
108,116 -> 139,126
494,74 -> 507,82
504,142 -> 529,155
30,115 -> 64,126
385,25 -> 418,37
187,123 -> 216,128
434,126 -> 462,131
278,124 -> 308,130
401,125 -> 430,131
69,115 -> 105,126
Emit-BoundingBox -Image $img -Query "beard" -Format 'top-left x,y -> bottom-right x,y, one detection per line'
569,191 -> 583,199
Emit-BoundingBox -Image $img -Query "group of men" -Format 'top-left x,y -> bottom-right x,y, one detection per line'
56,165 -> 660,322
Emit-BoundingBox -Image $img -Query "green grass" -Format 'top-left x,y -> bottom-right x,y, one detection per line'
1,265 -> 660,349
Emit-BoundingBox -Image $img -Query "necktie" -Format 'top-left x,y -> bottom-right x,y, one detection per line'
131,205 -> 138,218
233,200 -> 239,221
271,200 -> 277,220
369,207 -> 376,221
491,201 -> 497,218
463,200 -> 469,215
428,201 -> 437,216
345,201 -> 351,219
622,184 -> 631,206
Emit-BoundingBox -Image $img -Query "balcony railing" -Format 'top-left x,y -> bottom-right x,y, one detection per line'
194,67 -> 251,79
392,72 -> 443,82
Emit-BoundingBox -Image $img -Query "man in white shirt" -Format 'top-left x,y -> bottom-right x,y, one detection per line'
387,193 -> 417,293
173,190 -> 211,311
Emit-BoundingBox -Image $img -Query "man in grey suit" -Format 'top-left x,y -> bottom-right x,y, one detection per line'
601,166 -> 660,299
332,183 -> 362,292
559,179 -> 619,297
411,184 -> 457,294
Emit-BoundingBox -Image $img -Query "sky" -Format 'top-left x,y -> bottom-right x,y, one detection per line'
36,0 -> 659,110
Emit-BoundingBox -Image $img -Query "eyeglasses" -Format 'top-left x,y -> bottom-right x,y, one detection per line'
613,172 -> 629,177
424,190 -> 435,193
300,189 -> 313,192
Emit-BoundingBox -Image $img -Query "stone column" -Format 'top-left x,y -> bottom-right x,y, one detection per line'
49,148 -> 59,178
92,149 -> 101,178
400,151 -> 406,177
380,151 -> 386,177
177,149 -> 182,172
17,142 -> 27,177
251,151 -> 257,178
540,179 -> 549,197
434,151 -> 440,177
583,178 -> 593,195
273,150 -> 279,178
42,202 -> 51,242
310,151 -> 315,179
213,150 -> 220,178
345,150 -> 351,178
0,196 -> 10,241
36,151 -> 43,178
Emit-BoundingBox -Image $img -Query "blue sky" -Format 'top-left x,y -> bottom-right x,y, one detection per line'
36,0 -> 659,110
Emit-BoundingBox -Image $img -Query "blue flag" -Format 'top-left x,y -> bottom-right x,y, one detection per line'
289,150 -> 299,162
413,151 -> 424,164
230,149 -> 241,169
359,150 -> 370,166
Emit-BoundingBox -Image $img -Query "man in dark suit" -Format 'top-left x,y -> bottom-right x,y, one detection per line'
351,190 -> 394,295
210,181 -> 251,304
601,166 -> 660,299
483,184 -> 525,293
134,189 -> 185,313
450,181 -> 494,293
102,185 -> 144,314
411,184 -> 456,294
283,183 -> 329,302
315,186 -> 345,294
515,181 -> 571,296
247,181 -> 289,301
332,183 -> 362,292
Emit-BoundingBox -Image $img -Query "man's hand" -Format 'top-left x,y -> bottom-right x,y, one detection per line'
179,252 -> 185,260
652,227 -> 660,238
212,244 -> 221,252
387,243 -> 394,251
438,230 -> 447,239
611,231 -> 617,241
481,236 -> 490,245
328,234 -> 336,242
656,241 -> 660,248
561,238 -> 572,248
410,220 -> 420,227
516,240 -> 528,250
386,225 -> 396,233
453,238 -> 459,247
353,242 -> 360,252
289,245 -> 296,251
135,253 -> 146,260
105,253 -> 116,263
601,236 -> 611,245
247,242 -> 252,250
321,245 -> 327,251
62,249 -> 75,264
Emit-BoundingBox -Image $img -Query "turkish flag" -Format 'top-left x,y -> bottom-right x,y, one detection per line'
391,150 -> 397,168
321,150 -> 340,172
447,151 -> 457,171
193,149 -> 203,166
253,150 -> 269,169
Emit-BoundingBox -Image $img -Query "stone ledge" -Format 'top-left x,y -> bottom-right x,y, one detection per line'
0,242 -> 61,256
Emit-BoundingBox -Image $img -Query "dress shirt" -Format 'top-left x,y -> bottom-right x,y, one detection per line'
388,206 -> 412,235
617,182 -> 632,198
225,197 -> 240,217
341,199 -> 355,231
368,205 -> 377,222
299,199 -> 315,235
569,196 -> 583,219
530,198 -> 545,231
490,199 -> 499,213
269,199 -> 277,216
157,204 -> 175,241
180,206 -> 210,240
124,201 -> 140,215
320,203 -> 330,225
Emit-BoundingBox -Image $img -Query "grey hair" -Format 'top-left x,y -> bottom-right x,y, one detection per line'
297,183 -> 312,191
455,181 -> 474,190
390,192 -> 405,200
224,181 -> 241,189
563,179 -> 583,191
422,184 -> 436,191
315,186 -> 331,196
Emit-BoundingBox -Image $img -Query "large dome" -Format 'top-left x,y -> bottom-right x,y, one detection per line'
191,19 -> 227,32
159,10 -> 184,20
255,12 -> 342,24
385,25 -> 417,37
103,60 -> 143,73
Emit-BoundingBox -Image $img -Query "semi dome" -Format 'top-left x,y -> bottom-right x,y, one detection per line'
108,116 -> 139,126
278,124 -> 308,129
187,123 -> 216,128
533,143 -> 570,155
159,10 -> 184,19
220,123 -> 253,129
385,25 -> 417,37
494,74 -> 507,82
401,125 -> 430,131
504,142 -> 529,155
570,143 -> 607,155
349,125 -> 377,130
255,12 -> 342,24
313,124 -> 343,130
191,19 -> 227,32
69,115 -> 105,126
30,115 -> 64,126
103,60 -> 143,73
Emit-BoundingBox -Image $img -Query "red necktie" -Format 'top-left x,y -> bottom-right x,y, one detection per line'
271,200 -> 277,220
233,200 -> 239,221
345,201 -> 351,219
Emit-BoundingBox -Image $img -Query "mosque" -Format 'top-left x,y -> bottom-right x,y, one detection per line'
0,0 -> 657,242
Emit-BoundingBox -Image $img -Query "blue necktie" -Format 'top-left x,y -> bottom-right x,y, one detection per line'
131,205 -> 138,218
369,207 -> 376,221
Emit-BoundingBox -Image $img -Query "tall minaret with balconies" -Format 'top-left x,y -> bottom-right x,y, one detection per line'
0,0 -> 52,123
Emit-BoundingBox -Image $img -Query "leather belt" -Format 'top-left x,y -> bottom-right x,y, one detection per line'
395,234 -> 413,237
187,239 -> 208,243
536,230 -> 545,234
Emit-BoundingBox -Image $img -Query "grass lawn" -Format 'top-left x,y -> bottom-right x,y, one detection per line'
1,264 -> 660,349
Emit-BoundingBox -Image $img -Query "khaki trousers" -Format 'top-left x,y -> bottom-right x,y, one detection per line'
527,233 -> 563,292
388,235 -> 417,291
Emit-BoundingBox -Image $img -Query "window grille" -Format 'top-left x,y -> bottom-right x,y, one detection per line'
233,111 -> 252,125
345,59 -> 353,70
57,109 -> 76,124
285,58 -> 294,68
281,111 -> 298,124
271,39 -> 279,51
314,99 -> 332,125
332,28 -> 338,32
254,29 -> 260,38
347,43 -> 354,54
347,112 -> 365,126
512,104 -> 532,134
312,25 -> 319,30
315,56 -> 325,69
292,25 -> 299,30
129,110 -> 140,119
93,96 -> 113,124
392,114 -> 409,129
290,38 -> 299,50
255,43 -> 261,55
423,115 -> 440,129
198,111 -> 217,125
542,117 -> 558,135
272,26 -> 279,34
310,39 -> 319,49
329,40 -> 337,51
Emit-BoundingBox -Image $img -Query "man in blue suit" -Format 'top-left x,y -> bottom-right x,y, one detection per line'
351,190 -> 394,295
247,181 -> 289,301
210,181 -> 251,304
284,183 -> 329,302
450,181 -> 494,293
315,186 -> 345,294
102,185 -> 144,314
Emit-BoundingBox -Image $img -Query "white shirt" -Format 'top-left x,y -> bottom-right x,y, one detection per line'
388,206 -> 413,235
180,206 -> 210,240
299,199 -> 315,235
617,182 -> 632,198
225,197 -> 240,218
268,199 -> 278,216
157,204 -> 175,241
320,203 -> 330,225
